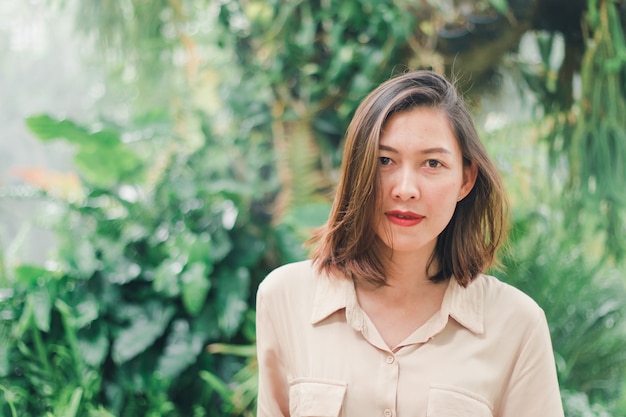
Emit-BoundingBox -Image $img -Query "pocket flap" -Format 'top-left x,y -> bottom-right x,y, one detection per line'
427,384 -> 493,417
289,378 -> 347,417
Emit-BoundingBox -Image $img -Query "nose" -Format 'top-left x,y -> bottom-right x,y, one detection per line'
392,168 -> 419,201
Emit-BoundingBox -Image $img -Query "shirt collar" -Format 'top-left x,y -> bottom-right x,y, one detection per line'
310,270 -> 365,331
310,271 -> 485,335
443,276 -> 484,335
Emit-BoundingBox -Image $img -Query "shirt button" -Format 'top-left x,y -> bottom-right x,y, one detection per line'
383,409 -> 392,417
385,355 -> 394,364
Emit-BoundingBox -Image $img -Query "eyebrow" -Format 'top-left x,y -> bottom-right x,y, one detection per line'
378,144 -> 452,155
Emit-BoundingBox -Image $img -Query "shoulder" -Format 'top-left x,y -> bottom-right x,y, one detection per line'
475,274 -> 545,325
257,259 -> 319,300
256,260 -> 336,330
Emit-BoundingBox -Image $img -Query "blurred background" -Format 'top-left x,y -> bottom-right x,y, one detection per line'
0,0 -> 625,416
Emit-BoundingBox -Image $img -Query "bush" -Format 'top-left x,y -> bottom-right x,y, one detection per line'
501,209 -> 626,415
0,113 -> 298,416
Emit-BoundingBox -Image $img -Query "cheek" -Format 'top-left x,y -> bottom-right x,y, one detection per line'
371,185 -> 384,221
427,178 -> 463,203
378,175 -> 392,194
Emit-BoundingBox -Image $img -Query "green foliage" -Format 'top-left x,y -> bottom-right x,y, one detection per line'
488,0 -> 509,15
71,0 -> 187,118
3,0 -> 626,415
501,210 -> 626,413
520,0 -> 626,260
219,0 -> 417,112
0,112 -> 295,415
482,83 -> 626,415
25,114 -> 143,188
566,0 -> 626,258
562,390 -> 613,417
0,265 -> 103,416
216,0 -> 421,209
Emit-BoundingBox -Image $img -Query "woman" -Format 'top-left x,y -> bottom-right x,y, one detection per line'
256,70 -> 564,417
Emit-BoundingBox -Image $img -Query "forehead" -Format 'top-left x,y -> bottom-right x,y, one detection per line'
379,107 -> 459,150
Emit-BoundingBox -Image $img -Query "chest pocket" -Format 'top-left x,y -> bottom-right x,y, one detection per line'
289,378 -> 347,417
427,384 -> 494,417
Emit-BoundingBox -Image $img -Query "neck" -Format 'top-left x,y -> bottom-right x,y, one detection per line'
355,248 -> 448,329
384,244 -> 438,281
357,248 -> 443,299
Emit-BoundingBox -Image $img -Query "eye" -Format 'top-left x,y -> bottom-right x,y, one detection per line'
379,156 -> 392,166
425,159 -> 443,168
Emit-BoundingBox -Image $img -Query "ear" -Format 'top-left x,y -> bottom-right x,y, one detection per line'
458,161 -> 478,201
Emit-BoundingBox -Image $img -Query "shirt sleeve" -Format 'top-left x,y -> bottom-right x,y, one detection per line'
256,285 -> 290,417
498,310 -> 564,417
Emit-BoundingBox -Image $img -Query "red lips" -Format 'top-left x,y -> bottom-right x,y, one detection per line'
385,210 -> 424,227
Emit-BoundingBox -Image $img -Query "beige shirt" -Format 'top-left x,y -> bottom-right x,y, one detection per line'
256,260 -> 564,417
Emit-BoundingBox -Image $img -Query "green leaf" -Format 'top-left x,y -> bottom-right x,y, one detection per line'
74,150 -> 124,188
29,287 -> 52,333
488,0 -> 509,15
88,406 -> 117,417
26,114 -> 121,147
14,265 -> 52,286
199,370 -> 233,403
78,323 -> 109,367
207,342 -> 256,358
90,129 -> 123,147
74,296 -> 100,329
112,302 -> 175,364
216,267 -> 250,337
105,258 -> 141,285
25,114 -> 94,144
14,298 -> 34,339
0,325 -> 10,378
156,319 -> 204,380
71,239 -> 100,277
181,262 -> 211,317
25,114 -> 142,188
273,223 -> 307,263
208,228 -> 233,263
74,144 -> 142,188
62,387 -> 83,417
187,233 -> 213,264
153,258 -> 183,297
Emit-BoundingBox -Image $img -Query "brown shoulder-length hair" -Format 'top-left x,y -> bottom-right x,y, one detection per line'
308,70 -> 508,287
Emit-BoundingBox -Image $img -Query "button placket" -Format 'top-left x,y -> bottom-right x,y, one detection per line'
381,351 -> 397,417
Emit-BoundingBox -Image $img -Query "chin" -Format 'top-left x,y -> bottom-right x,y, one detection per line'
388,241 -> 437,256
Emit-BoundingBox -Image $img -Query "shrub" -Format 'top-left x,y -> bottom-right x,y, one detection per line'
0,113 -> 297,416
501,210 -> 626,414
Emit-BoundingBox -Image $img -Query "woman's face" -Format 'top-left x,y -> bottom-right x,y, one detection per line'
373,107 -> 477,257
